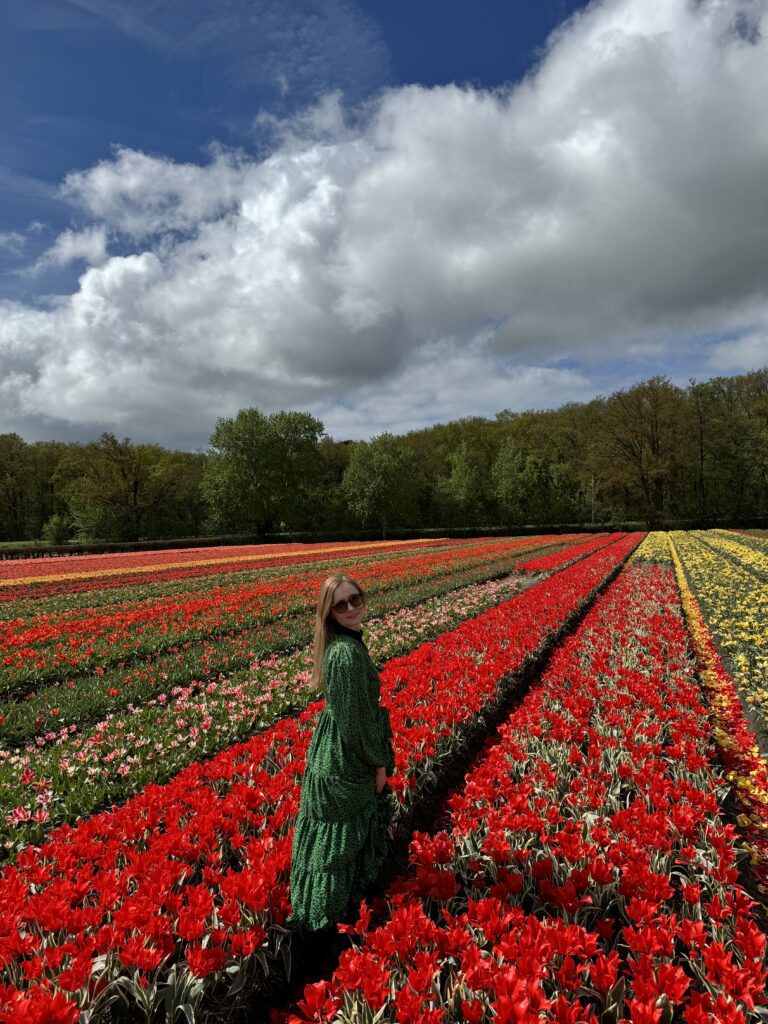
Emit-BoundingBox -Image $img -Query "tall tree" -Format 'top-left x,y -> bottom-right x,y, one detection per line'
0,433 -> 28,541
520,453 -> 554,524
594,377 -> 686,526
434,441 -> 483,526
26,441 -> 70,539
700,372 -> 768,520
60,433 -> 172,541
312,437 -> 353,531
341,433 -> 419,538
491,438 -> 526,526
202,409 -> 324,535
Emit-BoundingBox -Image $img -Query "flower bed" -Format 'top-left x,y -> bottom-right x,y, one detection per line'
291,559 -> 768,1024
669,536 -> 768,904
0,542 -> 561,750
0,539 -> 445,587
0,537 -> 640,1022
630,531 -> 672,563
726,529 -> 768,547
0,539 -> 494,613
0,541 -> 457,619
1,538 -> 554,693
698,530 -> 768,580
670,531 -> 768,745
516,532 -> 618,574
0,570 -> 529,855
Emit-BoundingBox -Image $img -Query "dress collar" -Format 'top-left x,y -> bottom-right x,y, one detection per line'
329,621 -> 367,647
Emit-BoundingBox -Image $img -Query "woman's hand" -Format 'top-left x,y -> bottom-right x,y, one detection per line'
375,766 -> 387,793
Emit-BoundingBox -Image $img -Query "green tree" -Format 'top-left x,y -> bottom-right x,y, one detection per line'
158,450 -> 208,537
59,433 -> 172,541
25,441 -> 70,539
0,433 -> 28,541
694,371 -> 768,520
687,379 -> 718,519
42,513 -> 73,545
594,377 -> 686,526
341,433 -> 418,538
520,453 -> 554,524
434,441 -> 483,526
308,437 -> 352,532
491,438 -> 525,526
202,409 -> 325,535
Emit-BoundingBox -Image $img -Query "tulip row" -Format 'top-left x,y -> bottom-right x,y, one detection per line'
670,531 -> 768,741
630,531 -> 672,563
291,557 -> 768,1024
0,534 -> 581,626
668,534 -> 768,903
0,535 -> 641,1022
726,529 -> 768,548
700,530 -> 768,579
0,540 -> 330,583
0,538 -> 482,615
516,532 -> 618,574
0,538 -> 446,588
1,537 -> 558,692
0,569 -> 531,856
0,537 -> 485,641
3,537 -> 569,626
0,538 -> 566,751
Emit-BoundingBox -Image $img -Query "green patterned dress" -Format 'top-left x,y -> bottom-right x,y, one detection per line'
289,625 -> 396,932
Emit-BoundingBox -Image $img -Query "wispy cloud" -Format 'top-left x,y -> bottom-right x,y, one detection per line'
68,0 -> 392,107
0,165 -> 61,204
0,232 -> 25,255
66,0 -> 169,48
6,0 -> 105,31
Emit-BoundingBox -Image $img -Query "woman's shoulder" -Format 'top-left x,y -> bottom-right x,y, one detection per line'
323,635 -> 364,667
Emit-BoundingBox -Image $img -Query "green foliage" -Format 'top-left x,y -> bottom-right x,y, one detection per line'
202,409 -> 325,535
41,513 -> 73,546
434,441 -> 484,526
0,433 -> 28,541
59,434 -> 173,541
592,376 -> 686,526
2,369 -> 768,542
55,434 -> 205,542
341,433 -> 419,537
491,438 -> 525,525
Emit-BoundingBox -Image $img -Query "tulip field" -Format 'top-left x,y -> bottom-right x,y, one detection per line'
1,531 -> 768,1023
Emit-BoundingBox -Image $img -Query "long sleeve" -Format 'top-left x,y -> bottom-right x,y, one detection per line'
323,641 -> 391,770
377,705 -> 395,776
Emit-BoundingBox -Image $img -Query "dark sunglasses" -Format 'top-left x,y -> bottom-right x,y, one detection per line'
330,592 -> 364,614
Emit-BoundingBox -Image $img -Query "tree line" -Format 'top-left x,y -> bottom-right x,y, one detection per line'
1,370 -> 766,544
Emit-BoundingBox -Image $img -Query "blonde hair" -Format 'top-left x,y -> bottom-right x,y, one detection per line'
311,574 -> 367,691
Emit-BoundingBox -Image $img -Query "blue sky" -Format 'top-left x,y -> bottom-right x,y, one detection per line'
1,0 -> 585,291
1,0 -> 767,447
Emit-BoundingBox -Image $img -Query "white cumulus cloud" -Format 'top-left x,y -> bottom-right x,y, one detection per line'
708,331 -> 768,372
29,225 -> 109,273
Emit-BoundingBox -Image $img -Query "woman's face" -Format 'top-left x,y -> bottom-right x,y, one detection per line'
328,581 -> 366,630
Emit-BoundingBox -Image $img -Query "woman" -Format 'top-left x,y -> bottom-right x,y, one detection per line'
289,573 -> 395,933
